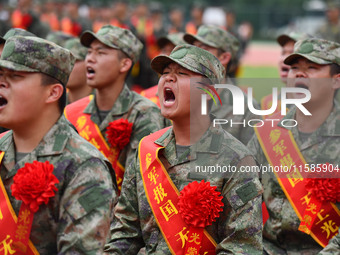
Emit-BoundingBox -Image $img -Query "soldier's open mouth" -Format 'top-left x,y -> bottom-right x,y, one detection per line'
164,88 -> 175,102
0,96 -> 7,107
87,67 -> 95,74
295,83 -> 308,90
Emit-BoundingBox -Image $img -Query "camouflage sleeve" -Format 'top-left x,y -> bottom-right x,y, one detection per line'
318,229 -> 340,255
125,106 -> 167,169
239,106 -> 257,145
104,156 -> 144,254
216,155 -> 263,254
247,133 -> 267,165
58,158 -> 115,254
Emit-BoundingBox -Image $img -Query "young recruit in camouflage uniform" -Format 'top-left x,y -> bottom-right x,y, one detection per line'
319,229 -> 340,254
184,24 -> 260,145
248,38 -> 340,254
0,36 -> 117,254
0,28 -> 36,134
65,25 -> 168,179
105,44 -> 263,254
64,37 -> 93,105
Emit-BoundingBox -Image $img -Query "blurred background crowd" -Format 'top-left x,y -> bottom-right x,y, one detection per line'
0,0 -> 337,96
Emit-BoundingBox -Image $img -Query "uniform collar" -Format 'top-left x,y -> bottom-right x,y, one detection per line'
277,102 -> 340,150
154,124 -> 223,167
0,115 -> 70,179
84,84 -> 134,116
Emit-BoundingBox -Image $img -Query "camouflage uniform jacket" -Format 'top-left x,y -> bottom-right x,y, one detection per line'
248,105 -> 340,255
66,84 -> 168,170
318,229 -> 340,255
0,115 -> 117,254
211,80 -> 260,145
315,21 -> 340,45
105,124 -> 263,254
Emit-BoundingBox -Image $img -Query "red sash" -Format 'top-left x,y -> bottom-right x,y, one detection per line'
139,128 -> 217,254
254,122 -> 340,247
64,95 -> 125,191
0,152 -> 39,255
140,86 -> 160,108
261,94 -> 282,119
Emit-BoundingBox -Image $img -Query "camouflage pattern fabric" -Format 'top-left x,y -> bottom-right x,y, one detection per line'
65,84 -> 169,172
284,38 -> 340,66
0,115 -> 117,254
276,31 -> 311,47
248,106 -> 340,255
315,0 -> 340,45
64,37 -> 88,60
318,229 -> 340,255
156,32 -> 186,48
45,31 -> 75,47
315,22 -> 340,44
80,24 -> 143,63
0,28 -> 36,44
151,44 -> 225,83
105,124 -> 263,254
184,24 -> 240,61
0,35 -> 75,86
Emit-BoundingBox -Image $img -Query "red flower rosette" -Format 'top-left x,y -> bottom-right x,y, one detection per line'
305,178 -> 340,203
106,119 -> 133,151
11,160 -> 59,213
178,180 -> 224,228
304,163 -> 340,203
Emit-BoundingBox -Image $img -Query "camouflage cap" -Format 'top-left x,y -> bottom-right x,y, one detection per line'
80,25 -> 143,63
284,38 -> 340,65
0,28 -> 36,44
151,44 -> 225,82
157,32 -> 185,49
0,36 -> 76,85
46,31 -> 75,47
183,24 -> 240,58
64,38 -> 87,60
277,31 -> 311,47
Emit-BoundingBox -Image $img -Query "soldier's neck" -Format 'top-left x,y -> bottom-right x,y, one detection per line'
13,111 -> 60,153
173,115 -> 210,146
95,82 -> 124,111
68,86 -> 93,104
296,101 -> 333,133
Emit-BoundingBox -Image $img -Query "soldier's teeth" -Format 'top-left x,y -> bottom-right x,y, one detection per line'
164,88 -> 175,101
0,96 -> 7,106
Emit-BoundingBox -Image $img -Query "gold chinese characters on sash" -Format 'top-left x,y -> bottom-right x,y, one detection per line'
254,121 -> 340,247
139,128 -> 217,254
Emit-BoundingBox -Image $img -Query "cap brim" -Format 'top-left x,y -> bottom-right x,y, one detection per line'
277,35 -> 294,47
151,54 -> 201,76
183,34 -> 197,45
284,53 -> 332,65
183,34 -> 217,49
80,31 -> 98,47
0,59 -> 38,72
157,37 -> 172,48
80,31 -> 119,50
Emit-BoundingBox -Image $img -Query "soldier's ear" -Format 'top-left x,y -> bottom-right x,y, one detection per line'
218,52 -> 232,67
332,73 -> 340,91
120,58 -> 133,73
46,83 -> 64,104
